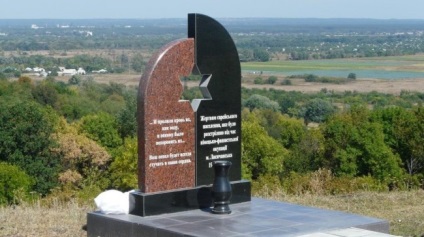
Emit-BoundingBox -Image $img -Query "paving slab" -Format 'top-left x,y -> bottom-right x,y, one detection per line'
87,197 -> 391,237
299,227 -> 399,237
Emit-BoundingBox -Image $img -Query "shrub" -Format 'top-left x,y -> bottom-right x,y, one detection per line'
68,75 -> 81,85
0,162 -> 32,205
109,138 -> 138,191
281,79 -> 292,85
253,76 -> 263,85
110,67 -> 125,74
18,76 -> 32,84
348,72 -> 357,79
251,174 -> 282,197
244,94 -> 280,112
305,74 -> 318,82
267,76 -> 278,84
282,169 -> 388,195
53,119 -> 111,190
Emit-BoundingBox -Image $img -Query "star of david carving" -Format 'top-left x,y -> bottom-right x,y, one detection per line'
180,65 -> 212,111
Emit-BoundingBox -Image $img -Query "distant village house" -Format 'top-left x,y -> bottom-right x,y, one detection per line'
58,67 -> 86,76
92,69 -> 108,73
24,67 -> 49,77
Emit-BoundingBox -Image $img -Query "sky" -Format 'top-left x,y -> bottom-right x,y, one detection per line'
0,0 -> 423,19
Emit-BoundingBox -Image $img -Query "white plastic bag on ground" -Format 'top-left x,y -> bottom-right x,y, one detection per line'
94,189 -> 134,214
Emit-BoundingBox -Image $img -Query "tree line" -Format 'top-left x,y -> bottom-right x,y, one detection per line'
0,76 -> 423,205
0,53 -> 146,79
2,19 -> 424,63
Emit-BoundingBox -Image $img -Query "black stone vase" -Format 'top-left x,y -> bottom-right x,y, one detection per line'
212,161 -> 232,214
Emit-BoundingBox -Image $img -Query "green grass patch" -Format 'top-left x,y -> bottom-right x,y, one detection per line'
242,55 -> 424,79
286,73 -> 352,84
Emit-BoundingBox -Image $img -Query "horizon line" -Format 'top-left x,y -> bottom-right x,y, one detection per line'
1,17 -> 424,21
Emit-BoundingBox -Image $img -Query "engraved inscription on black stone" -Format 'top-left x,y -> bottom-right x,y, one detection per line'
188,14 -> 242,185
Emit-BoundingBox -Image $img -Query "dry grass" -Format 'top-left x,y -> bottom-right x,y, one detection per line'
1,190 -> 423,236
0,199 -> 92,237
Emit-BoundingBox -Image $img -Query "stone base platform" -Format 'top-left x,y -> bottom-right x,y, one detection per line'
87,197 -> 390,237
130,180 -> 251,216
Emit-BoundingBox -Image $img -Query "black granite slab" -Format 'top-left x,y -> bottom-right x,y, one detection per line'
129,180 -> 251,216
87,197 -> 390,237
189,13 -> 242,186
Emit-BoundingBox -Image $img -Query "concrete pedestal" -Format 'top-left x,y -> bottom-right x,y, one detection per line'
87,197 -> 390,237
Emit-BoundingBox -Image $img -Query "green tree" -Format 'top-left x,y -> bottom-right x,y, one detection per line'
372,107 -> 424,175
301,98 -> 336,124
0,162 -> 32,205
404,107 -> 424,175
275,115 -> 307,149
117,94 -> 137,139
56,95 -> 99,121
0,72 -> 6,80
239,49 -> 254,61
247,109 -> 306,147
120,53 -> 129,66
278,96 -> 296,114
78,112 -> 123,149
247,109 -> 281,139
0,99 -> 60,195
322,107 -> 403,182
284,129 -> 325,173
242,114 -> 288,179
109,138 -> 138,190
100,93 -> 125,116
131,53 -> 145,73
244,94 -> 279,112
253,48 -> 270,62
31,81 -> 59,107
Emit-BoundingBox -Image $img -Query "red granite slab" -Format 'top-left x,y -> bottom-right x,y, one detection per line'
138,38 -> 195,193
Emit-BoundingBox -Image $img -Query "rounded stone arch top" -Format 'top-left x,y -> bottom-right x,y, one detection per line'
188,13 -> 241,105
139,38 -> 194,104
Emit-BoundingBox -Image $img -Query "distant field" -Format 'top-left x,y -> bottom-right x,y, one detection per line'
25,54 -> 424,95
29,72 -> 424,96
242,54 -> 424,79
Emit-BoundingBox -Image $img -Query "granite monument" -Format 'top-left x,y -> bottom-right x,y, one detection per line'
87,14 -> 390,237
130,13 -> 250,216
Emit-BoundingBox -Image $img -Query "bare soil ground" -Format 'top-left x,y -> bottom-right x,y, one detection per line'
241,74 -> 424,95
247,78 -> 424,95
41,73 -> 424,95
